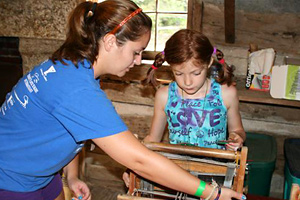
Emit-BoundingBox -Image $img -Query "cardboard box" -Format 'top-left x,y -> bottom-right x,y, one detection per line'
245,48 -> 275,92
270,57 -> 300,101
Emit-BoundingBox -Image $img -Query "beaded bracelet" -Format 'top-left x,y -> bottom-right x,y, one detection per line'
194,180 -> 206,197
204,184 -> 218,200
214,187 -> 221,200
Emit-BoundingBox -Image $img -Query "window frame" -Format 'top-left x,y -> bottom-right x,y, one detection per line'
141,0 -> 202,61
142,0 -> 188,51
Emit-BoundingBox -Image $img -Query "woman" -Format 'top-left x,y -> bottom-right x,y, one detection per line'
0,1 -> 245,200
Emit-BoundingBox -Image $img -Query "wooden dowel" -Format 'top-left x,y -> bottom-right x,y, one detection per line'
143,142 -> 240,160
172,159 -> 227,174
117,194 -> 157,200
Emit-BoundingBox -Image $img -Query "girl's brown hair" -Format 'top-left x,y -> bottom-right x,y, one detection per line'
50,0 -> 152,66
144,29 -> 234,87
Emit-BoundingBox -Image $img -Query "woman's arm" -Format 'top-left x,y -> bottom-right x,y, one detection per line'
93,131 -> 244,200
144,86 -> 168,142
123,86 -> 168,186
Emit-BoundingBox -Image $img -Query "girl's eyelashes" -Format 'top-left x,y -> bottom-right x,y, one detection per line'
193,71 -> 202,76
193,68 -> 204,75
174,72 -> 183,76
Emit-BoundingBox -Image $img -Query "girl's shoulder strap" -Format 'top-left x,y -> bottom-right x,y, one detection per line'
167,81 -> 180,99
168,81 -> 176,92
209,78 -> 222,95
210,78 -> 220,88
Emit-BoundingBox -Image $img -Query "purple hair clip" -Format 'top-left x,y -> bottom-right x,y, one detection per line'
213,47 -> 217,55
161,51 -> 165,55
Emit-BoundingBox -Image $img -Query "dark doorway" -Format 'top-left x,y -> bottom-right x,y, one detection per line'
0,37 -> 23,105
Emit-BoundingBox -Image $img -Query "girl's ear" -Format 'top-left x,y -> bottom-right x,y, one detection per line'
208,57 -> 214,68
102,34 -> 117,52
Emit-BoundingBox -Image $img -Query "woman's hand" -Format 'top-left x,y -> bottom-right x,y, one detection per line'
68,177 -> 91,200
226,132 -> 244,151
218,187 -> 246,200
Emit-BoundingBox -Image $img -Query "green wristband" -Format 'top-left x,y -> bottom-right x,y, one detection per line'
194,180 -> 206,197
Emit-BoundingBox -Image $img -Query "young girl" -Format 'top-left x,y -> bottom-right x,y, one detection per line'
0,2 -> 245,200
144,29 -> 246,150
123,29 -> 246,188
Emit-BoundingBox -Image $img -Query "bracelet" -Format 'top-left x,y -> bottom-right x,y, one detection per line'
214,187 -> 221,200
194,180 -> 206,197
204,185 -> 218,200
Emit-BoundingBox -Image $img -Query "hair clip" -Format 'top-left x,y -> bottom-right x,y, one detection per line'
161,51 -> 165,55
213,47 -> 217,55
212,47 -> 225,64
151,65 -> 158,70
86,3 -> 97,18
219,58 -> 225,64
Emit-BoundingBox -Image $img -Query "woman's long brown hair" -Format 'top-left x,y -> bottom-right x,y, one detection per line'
50,0 -> 152,67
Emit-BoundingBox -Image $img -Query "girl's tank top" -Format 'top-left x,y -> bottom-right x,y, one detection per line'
165,79 -> 227,149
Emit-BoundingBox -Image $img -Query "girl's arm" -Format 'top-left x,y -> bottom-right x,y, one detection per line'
92,131 -> 244,200
222,85 -> 246,150
144,86 -> 168,142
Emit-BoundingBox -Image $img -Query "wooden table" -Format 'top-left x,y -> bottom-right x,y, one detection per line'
247,194 -> 283,200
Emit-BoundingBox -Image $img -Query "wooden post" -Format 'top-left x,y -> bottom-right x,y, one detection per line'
224,0 -> 235,43
187,0 -> 204,32
235,146 -> 248,193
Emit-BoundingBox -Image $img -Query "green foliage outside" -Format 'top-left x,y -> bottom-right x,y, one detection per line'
133,0 -> 188,50
133,0 -> 187,12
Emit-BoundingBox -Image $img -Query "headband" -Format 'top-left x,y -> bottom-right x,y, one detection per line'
110,8 -> 143,35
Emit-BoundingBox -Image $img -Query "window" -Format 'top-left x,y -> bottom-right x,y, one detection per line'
93,0 -> 189,52
133,0 -> 188,51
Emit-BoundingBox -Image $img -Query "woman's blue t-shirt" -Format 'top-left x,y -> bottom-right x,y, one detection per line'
0,59 -> 127,192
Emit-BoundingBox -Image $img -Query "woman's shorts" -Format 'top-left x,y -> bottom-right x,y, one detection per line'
0,173 -> 63,200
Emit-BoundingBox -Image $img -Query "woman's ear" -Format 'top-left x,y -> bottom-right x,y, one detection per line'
102,34 -> 117,52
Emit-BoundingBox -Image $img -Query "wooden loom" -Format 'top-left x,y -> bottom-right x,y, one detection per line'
118,142 -> 248,200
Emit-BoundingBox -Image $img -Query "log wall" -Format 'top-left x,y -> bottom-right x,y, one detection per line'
0,0 -> 299,198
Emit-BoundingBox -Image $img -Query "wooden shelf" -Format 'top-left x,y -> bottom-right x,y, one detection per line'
236,83 -> 300,108
140,54 -> 300,108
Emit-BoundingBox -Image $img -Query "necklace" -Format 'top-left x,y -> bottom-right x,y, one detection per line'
181,79 -> 208,145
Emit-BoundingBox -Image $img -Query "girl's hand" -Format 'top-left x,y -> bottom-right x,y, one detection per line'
68,177 -> 91,200
218,187 -> 246,200
226,132 -> 244,151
